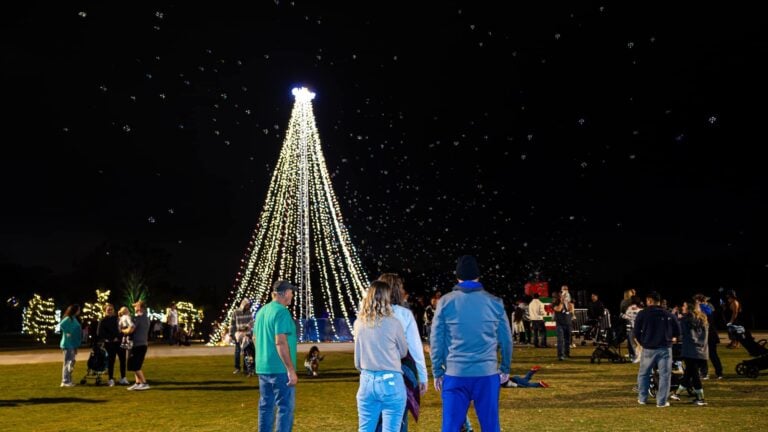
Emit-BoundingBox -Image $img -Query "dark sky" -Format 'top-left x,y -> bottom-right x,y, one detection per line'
2,2 -> 767,309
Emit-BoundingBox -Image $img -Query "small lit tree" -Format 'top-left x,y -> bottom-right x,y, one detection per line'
81,289 -> 111,324
21,294 -> 57,344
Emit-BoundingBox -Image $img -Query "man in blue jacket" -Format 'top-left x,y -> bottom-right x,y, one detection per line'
634,290 -> 681,408
431,255 -> 513,432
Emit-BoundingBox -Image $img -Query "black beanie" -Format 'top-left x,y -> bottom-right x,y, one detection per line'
455,255 -> 480,280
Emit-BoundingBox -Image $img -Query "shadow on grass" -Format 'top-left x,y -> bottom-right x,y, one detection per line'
157,385 -> 256,391
0,397 -> 107,407
149,380 -> 237,386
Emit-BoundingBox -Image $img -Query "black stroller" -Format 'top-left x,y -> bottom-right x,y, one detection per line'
731,325 -> 768,379
80,342 -> 108,385
590,323 -> 628,364
648,343 -> 695,398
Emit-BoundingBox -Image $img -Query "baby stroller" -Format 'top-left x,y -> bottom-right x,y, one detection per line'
590,324 -> 627,364
241,334 -> 255,377
731,325 -> 768,379
80,342 -> 108,385
648,343 -> 694,398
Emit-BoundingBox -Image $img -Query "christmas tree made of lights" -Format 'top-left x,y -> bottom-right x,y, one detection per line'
212,87 -> 367,343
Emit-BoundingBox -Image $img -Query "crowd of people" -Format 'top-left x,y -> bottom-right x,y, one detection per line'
56,256 -> 751,431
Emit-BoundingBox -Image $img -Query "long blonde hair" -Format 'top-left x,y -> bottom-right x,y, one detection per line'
358,280 -> 393,327
686,301 -> 708,328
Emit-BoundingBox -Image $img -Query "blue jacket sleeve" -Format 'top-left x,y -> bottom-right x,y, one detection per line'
497,303 -> 513,374
429,299 -> 447,379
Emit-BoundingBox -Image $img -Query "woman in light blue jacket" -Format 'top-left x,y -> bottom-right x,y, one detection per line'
59,304 -> 82,387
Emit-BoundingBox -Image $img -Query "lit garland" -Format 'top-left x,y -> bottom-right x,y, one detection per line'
21,294 -> 57,344
211,87 -> 367,343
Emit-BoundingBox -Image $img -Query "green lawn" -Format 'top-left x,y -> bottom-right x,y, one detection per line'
1,345 -> 767,431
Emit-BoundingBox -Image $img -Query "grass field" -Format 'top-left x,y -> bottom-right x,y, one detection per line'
1,344 -> 767,431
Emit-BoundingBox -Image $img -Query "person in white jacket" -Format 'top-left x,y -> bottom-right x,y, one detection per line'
529,293 -> 548,348
378,273 -> 428,431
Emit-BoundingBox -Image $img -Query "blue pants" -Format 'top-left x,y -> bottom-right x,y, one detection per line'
511,370 -> 541,388
637,347 -> 672,406
357,370 -> 406,432
441,375 -> 500,432
258,373 -> 295,432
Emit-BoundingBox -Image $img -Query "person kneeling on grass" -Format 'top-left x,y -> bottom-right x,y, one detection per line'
500,365 -> 550,388
304,345 -> 324,376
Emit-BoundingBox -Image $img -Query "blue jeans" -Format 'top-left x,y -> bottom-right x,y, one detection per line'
258,373 -> 295,432
357,370 -> 406,432
637,347 -> 672,406
61,348 -> 77,384
441,374 -> 500,432
511,370 -> 541,388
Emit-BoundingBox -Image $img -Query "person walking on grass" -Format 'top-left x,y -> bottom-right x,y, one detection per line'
431,255 -> 513,432
634,291 -> 680,408
59,304 -> 82,387
670,301 -> 709,406
354,280 -> 408,432
254,280 -> 299,432
124,300 -> 151,391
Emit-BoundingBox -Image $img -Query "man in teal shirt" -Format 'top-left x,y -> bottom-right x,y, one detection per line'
254,280 -> 298,432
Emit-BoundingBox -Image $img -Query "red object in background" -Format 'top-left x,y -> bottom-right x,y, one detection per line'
524,281 -> 549,297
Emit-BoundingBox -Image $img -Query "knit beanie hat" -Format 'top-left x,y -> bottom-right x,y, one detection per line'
455,255 -> 480,280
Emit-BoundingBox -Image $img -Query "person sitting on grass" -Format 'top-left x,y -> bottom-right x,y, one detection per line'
500,365 -> 550,388
304,345 -> 324,376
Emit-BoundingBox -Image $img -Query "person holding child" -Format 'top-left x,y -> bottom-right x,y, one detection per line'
97,303 -> 128,386
123,300 -> 151,391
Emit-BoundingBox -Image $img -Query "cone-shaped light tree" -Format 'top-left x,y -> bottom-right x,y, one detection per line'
212,87 -> 367,343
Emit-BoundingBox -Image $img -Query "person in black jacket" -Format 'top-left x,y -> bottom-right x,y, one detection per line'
634,291 -> 681,408
97,303 -> 128,386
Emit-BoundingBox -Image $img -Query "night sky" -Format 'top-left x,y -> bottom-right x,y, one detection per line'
2,2 -> 767,320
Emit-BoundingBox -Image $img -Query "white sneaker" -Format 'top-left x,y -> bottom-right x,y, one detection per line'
118,377 -> 130,385
108,379 -> 115,387
657,402 -> 670,408
134,383 -> 150,390
60,382 -> 75,387
127,383 -> 139,391
669,394 -> 681,401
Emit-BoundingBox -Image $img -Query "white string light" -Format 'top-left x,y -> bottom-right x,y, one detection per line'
211,87 -> 367,343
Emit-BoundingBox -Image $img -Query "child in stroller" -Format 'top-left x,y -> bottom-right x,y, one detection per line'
731,324 -> 768,379
241,333 -> 255,377
304,345 -> 324,376
648,343 -> 694,398
80,341 -> 109,385
591,321 -> 629,364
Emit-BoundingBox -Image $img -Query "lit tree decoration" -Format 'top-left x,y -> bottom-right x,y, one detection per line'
212,87 -> 367,343
175,301 -> 204,337
81,289 -> 112,324
21,294 -> 57,344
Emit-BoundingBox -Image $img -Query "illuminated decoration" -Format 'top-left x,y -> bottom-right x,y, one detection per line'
174,301 -> 204,337
211,87 -> 367,343
81,289 -> 111,325
21,294 -> 57,344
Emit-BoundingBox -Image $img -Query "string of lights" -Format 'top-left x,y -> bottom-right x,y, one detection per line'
211,87 -> 367,343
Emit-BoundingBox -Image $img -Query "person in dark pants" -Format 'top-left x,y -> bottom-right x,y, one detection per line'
553,291 -> 572,361
97,303 -> 128,386
670,302 -> 709,405
693,294 -> 723,380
